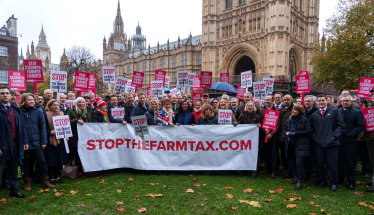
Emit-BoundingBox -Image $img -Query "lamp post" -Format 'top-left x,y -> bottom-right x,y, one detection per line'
290,53 -> 295,95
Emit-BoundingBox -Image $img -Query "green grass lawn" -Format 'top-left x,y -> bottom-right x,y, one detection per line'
0,169 -> 373,214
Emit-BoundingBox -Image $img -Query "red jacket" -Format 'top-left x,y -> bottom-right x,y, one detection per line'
192,109 -> 202,123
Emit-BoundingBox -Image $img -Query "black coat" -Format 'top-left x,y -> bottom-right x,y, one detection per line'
174,111 -> 196,125
145,110 -> 157,125
309,107 -> 345,148
339,106 -> 365,145
279,103 -> 294,141
304,104 -> 319,121
234,103 -> 260,120
107,104 -> 124,123
124,103 -> 134,124
130,103 -> 148,121
60,105 -> 70,115
20,106 -> 48,150
284,116 -> 313,158
92,110 -> 105,123
0,104 -> 28,162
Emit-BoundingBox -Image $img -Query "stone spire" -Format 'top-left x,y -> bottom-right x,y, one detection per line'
103,36 -> 107,51
117,0 -> 121,17
167,38 -> 169,50
178,35 -> 180,47
189,32 -> 192,46
321,32 -> 326,53
26,44 -> 30,58
148,44 -> 150,54
31,41 -> 34,55
157,41 -> 159,52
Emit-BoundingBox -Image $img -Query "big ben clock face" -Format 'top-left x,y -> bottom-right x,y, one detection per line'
41,53 -> 47,59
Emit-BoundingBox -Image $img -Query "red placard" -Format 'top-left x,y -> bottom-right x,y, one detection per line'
87,74 -> 97,94
220,73 -> 230,84
73,71 -> 89,91
8,70 -> 26,91
131,71 -> 144,88
155,70 -> 166,86
23,59 -> 44,83
296,75 -> 310,94
262,109 -> 280,130
200,71 -> 212,88
192,93 -> 203,104
363,107 -> 374,132
300,70 -> 309,76
147,87 -> 152,97
236,85 -> 246,99
193,76 -> 202,91
357,77 -> 374,99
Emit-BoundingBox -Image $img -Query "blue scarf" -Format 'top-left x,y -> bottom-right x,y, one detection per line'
178,111 -> 190,125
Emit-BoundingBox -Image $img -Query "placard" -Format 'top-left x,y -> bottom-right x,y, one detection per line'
102,66 -> 115,84
188,73 -> 195,87
8,70 -> 26,91
200,71 -> 212,88
52,115 -> 73,139
164,76 -> 170,90
253,81 -> 267,99
357,77 -> 374,99
300,70 -> 309,76
241,71 -> 252,88
111,107 -> 125,120
296,75 -> 310,94
126,86 -> 136,94
263,78 -> 274,95
151,80 -> 163,97
73,71 -> 89,91
236,85 -> 246,99
363,107 -> 374,132
113,77 -> 128,94
50,71 -> 67,93
155,70 -> 166,86
218,109 -> 232,125
177,70 -> 188,87
87,74 -> 97,94
262,109 -> 280,130
131,71 -> 144,88
66,100 -> 74,109
170,88 -> 180,95
220,73 -> 230,84
147,87 -> 152,97
23,59 -> 44,83
131,115 -> 149,135
193,76 -> 202,91
192,93 -> 203,103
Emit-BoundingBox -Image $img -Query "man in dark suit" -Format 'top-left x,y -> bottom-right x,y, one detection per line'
59,93 -> 70,115
0,87 -> 29,198
338,94 -> 365,190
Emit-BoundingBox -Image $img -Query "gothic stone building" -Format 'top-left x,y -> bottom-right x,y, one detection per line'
103,0 -> 319,93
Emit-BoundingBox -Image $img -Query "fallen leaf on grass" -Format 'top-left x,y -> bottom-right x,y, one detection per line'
248,201 -> 261,207
244,181 -> 247,183
117,201 -> 124,205
284,198 -> 295,202
105,173 -> 110,176
186,189 -> 194,193
250,182 -> 254,184
192,178 -> 198,182
116,207 -> 126,212
243,188 -> 253,193
38,190 -> 46,193
356,181 -> 361,184
5,196 -> 15,199
370,205 -> 374,210
286,179 -> 292,182
312,195 -> 319,198
85,194 -> 91,196
355,191 -> 363,195
77,205 -> 86,207
155,194 -> 163,197
70,190 -> 78,195
226,194 -> 235,199
358,202 -> 367,207
314,205 -> 321,207
276,188 -> 283,193
371,202 -> 374,205
145,194 -> 155,198
357,186 -> 364,188
264,199 -> 272,202
225,187 -> 234,190
99,179 -> 105,184
0,198 -> 5,202
295,197 -> 302,200
135,194 -> 140,199
286,204 -> 297,208
54,192 -> 62,197
45,189 -> 50,191
53,189 -> 57,192
75,182 -> 80,185
29,196 -> 37,201
330,197 -> 335,199
363,195 -> 369,198
239,200 -> 249,203
310,213 -> 317,215
163,185 -> 167,187
269,190 -> 275,193
201,204 -> 204,206
203,184 -> 207,186
194,183 -> 200,187
137,207 -> 147,213
252,194 -> 258,197
117,190 -> 122,193
128,178 -> 134,181
230,206 -> 238,211
308,202 -> 315,205
150,183 -> 159,186
320,209 -> 326,214
190,174 -> 193,177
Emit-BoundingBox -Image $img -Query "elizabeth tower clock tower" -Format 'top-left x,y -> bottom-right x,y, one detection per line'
36,24 -> 51,64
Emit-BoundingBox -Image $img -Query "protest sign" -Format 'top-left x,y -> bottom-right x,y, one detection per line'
236,85 -> 246,99
131,115 -> 149,135
177,70 -> 188,87
193,76 -> 202,91
155,70 -> 166,86
147,87 -> 152,97
87,74 -> 97,94
164,76 -> 170,90
263,78 -> 274,95
113,77 -> 128,94
188,73 -> 195,87
296,75 -> 310,94
177,85 -> 185,93
73,71 -> 89,91
8,70 -> 26,92
111,107 -> 125,120
192,93 -> 203,104
102,66 -> 115,84
253,81 -> 267,99
50,71 -> 67,93
23,59 -> 44,83
131,71 -> 144,88
66,100 -> 74,109
241,71 -> 252,89
78,124 -> 259,172
151,80 -> 163,97
357,77 -> 374,99
363,108 -> 374,132
262,109 -> 280,130
300,70 -> 309,76
220,73 -> 230,84
170,88 -> 180,95
52,115 -> 73,153
218,109 -> 233,125
200,71 -> 212,88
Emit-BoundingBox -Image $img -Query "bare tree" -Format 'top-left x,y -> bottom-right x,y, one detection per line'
64,45 -> 96,80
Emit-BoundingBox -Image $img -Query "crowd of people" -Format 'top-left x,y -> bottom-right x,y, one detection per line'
0,86 -> 373,199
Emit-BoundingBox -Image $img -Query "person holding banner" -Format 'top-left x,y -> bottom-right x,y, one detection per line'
107,95 -> 126,125
44,99 -> 69,185
237,101 -> 261,127
19,93 -> 55,190
174,101 -> 195,126
67,97 -> 93,176
145,100 -> 159,125
283,104 -> 313,190
196,104 -> 218,125
130,93 -> 149,120
157,100 -> 175,126
235,92 -> 259,120
214,99 -> 238,125
92,99 -> 109,123
192,101 -> 203,124
124,92 -> 135,124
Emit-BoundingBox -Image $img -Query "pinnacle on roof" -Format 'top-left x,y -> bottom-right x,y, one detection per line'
117,0 -> 121,17
39,24 -> 46,38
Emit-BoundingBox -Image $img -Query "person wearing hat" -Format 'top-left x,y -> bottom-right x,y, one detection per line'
82,94 -> 91,107
202,94 -> 210,105
92,98 -> 109,123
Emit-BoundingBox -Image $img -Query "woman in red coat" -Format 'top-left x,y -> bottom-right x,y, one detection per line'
192,100 -> 202,124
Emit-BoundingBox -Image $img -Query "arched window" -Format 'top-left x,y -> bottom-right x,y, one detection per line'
226,0 -> 233,9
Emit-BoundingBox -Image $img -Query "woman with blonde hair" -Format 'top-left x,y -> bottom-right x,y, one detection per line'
44,99 -> 69,184
237,101 -> 261,127
192,100 -> 203,124
214,99 -> 237,125
145,99 -> 159,125
196,104 -> 218,125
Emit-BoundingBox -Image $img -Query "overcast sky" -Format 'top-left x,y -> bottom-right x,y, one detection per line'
0,0 -> 339,64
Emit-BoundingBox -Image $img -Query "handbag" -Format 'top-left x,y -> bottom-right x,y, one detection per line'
61,158 -> 79,178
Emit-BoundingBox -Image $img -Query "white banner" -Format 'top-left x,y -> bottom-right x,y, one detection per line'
218,109 -> 232,125
77,124 -> 259,172
111,107 -> 125,120
50,71 -> 67,93
102,66 -> 115,84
